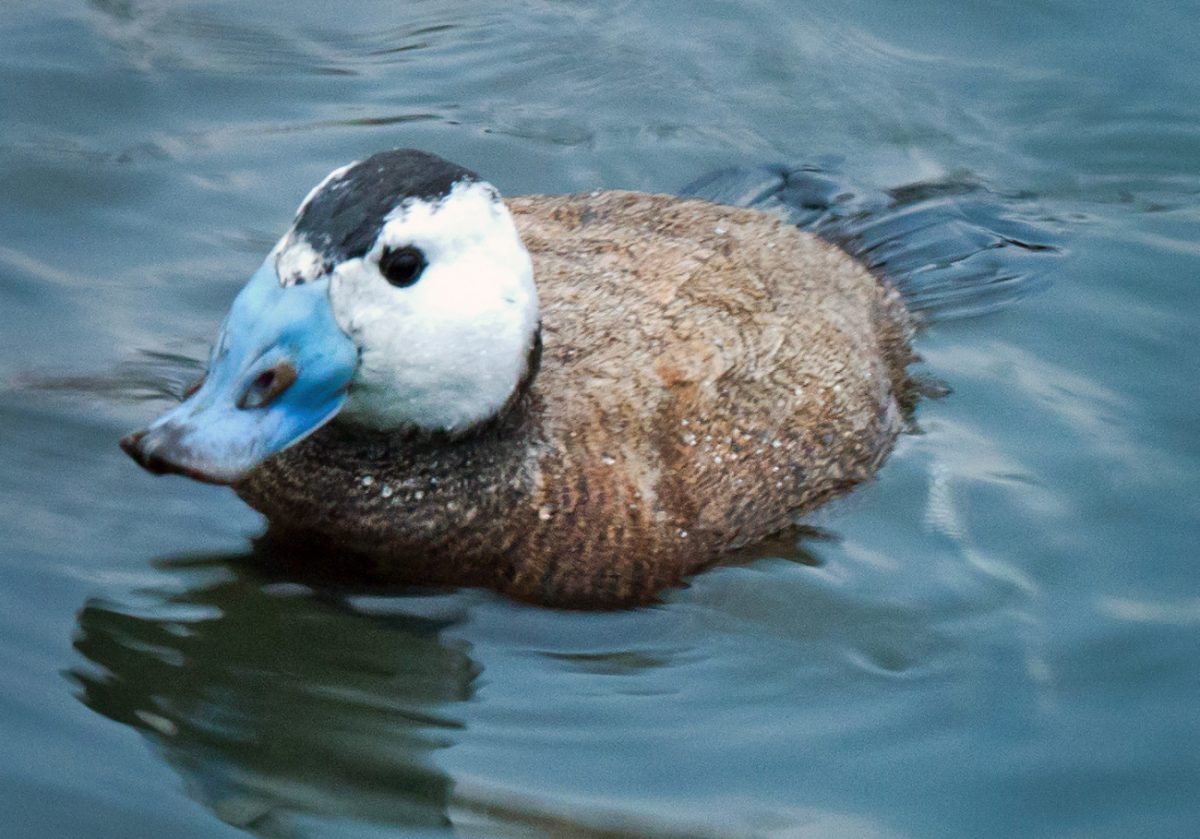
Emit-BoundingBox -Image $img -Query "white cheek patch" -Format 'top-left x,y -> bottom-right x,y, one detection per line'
328,180 -> 539,433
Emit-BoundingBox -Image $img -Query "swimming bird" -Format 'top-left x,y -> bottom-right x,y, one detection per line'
121,149 -> 1057,607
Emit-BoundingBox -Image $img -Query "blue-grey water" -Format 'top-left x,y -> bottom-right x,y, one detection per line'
2,2 -> 1198,837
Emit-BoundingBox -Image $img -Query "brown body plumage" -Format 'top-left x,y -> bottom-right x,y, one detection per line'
236,190 -> 915,607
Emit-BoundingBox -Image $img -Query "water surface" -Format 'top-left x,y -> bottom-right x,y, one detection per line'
2,1 -> 1198,837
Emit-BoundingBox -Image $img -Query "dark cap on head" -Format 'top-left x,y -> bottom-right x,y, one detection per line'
292,149 -> 480,264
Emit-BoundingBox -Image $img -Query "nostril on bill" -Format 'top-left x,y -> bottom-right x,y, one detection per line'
238,361 -> 298,410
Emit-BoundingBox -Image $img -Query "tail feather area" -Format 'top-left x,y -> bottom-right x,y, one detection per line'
681,162 -> 1065,322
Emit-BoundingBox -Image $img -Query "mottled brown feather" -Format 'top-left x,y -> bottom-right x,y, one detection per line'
236,191 -> 915,608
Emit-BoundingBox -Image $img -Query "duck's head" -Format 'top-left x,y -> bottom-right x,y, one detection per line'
121,149 -> 539,485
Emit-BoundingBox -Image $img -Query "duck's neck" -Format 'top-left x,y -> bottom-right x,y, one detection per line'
236,385 -> 545,572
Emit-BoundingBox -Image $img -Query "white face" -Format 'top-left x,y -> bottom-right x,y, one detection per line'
280,180 -> 538,434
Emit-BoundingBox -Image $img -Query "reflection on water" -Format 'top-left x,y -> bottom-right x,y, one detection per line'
67,544 -> 933,839
71,550 -> 474,834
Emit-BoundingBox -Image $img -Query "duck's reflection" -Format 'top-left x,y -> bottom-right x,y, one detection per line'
70,548 -> 479,835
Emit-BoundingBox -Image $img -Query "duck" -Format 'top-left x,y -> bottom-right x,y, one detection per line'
121,148 -> 1056,608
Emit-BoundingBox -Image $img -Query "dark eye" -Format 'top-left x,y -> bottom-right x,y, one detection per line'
378,245 -> 426,288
